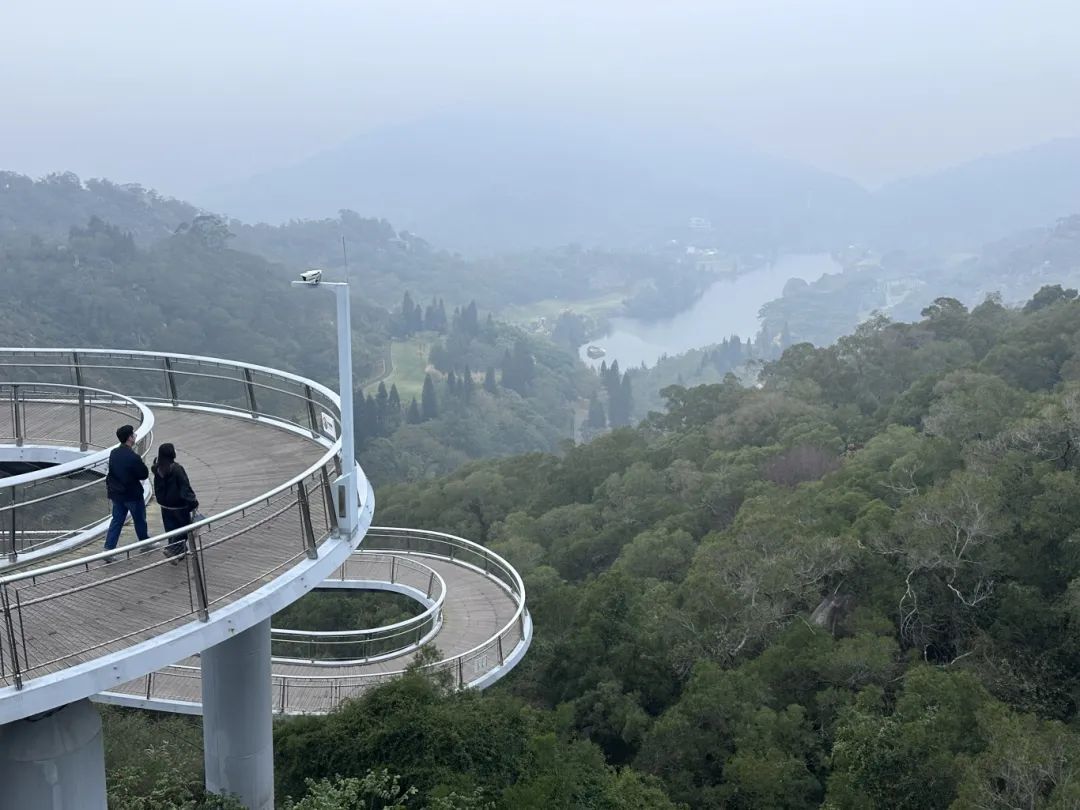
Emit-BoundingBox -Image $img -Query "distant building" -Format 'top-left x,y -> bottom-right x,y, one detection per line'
688,216 -> 712,230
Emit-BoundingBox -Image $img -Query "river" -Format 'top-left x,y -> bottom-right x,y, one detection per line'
578,253 -> 840,369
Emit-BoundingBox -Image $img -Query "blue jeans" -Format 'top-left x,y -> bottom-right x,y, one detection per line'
104,498 -> 149,551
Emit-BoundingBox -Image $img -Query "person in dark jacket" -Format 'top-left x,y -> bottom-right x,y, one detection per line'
104,424 -> 150,560
152,442 -> 199,561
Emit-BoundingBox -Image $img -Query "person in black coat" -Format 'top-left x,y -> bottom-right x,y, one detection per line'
104,424 -> 150,560
152,442 -> 199,561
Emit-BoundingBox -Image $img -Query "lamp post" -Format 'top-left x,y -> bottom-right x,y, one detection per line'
291,273 -> 358,537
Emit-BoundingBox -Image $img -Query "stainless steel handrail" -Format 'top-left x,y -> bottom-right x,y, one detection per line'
0,384 -> 156,559
270,552 -> 446,665
135,527 -> 529,712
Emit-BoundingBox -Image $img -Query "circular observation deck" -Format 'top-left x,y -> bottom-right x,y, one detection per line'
0,348 -> 374,724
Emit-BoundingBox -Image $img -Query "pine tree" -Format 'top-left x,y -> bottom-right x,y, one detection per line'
435,299 -> 448,333
619,373 -> 633,426
386,384 -> 402,432
400,291 -> 415,336
355,395 -> 370,444
463,365 -> 475,403
375,382 -> 389,434
412,303 -> 424,333
503,339 -> 535,395
463,301 -> 480,337
500,348 -> 516,392
406,397 -> 421,424
421,374 -> 438,420
364,393 -> 380,437
484,365 -> 497,394
446,370 -> 458,397
608,373 -> 634,427
586,393 -> 607,430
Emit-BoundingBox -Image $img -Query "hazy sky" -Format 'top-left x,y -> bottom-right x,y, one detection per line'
3,0 -> 1078,198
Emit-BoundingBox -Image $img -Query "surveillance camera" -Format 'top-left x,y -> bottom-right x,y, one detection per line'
299,269 -> 323,284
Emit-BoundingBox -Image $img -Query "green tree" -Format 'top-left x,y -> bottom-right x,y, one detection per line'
585,393 -> 606,431
421,374 -> 438,421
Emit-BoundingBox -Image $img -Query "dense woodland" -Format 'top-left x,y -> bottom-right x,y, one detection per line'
0,197 -> 604,485
13,171 -> 1080,809
0,173 -> 703,316
105,286 -> 1080,808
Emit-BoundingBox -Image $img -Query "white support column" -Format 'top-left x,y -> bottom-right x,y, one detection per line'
0,698 -> 107,809
202,619 -> 274,809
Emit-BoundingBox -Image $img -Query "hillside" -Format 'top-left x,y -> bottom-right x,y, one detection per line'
107,285 -> 1080,808
874,137 -> 1080,250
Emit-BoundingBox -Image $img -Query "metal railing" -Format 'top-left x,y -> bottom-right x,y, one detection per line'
0,348 -> 358,691
271,552 -> 446,664
0,383 -> 155,561
128,527 -> 529,713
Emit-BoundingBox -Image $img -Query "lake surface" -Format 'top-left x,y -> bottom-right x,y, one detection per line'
579,253 -> 840,369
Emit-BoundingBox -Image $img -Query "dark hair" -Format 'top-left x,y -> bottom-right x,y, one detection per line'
156,442 -> 176,475
116,424 -> 135,444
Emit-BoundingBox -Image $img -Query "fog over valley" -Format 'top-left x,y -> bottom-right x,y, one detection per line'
4,3 -> 1080,808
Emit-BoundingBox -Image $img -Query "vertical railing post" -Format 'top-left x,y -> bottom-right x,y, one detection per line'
186,531 -> 210,622
320,468 -> 338,532
297,483 -> 318,560
426,571 -> 435,599
390,555 -> 396,583
457,657 -> 464,688
73,352 -> 89,450
145,671 -> 155,699
11,385 -> 22,447
8,486 -> 17,563
71,351 -> 85,388
304,385 -> 319,439
242,368 -> 258,417
1,585 -> 23,690
77,388 -> 88,451
163,357 -> 179,405
497,634 -> 505,665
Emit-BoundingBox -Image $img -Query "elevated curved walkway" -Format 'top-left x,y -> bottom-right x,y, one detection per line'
0,349 -> 530,726
98,529 -> 532,715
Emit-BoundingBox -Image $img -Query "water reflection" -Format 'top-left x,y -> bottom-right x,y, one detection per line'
579,253 -> 839,369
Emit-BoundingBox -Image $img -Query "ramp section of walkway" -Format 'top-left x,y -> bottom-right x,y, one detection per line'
97,528 -> 533,714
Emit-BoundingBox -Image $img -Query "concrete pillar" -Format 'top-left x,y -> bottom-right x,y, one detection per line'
0,698 -> 107,809
202,619 -> 274,809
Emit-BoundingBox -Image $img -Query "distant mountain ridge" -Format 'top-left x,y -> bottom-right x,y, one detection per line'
872,137 -> 1080,250
198,112 -> 1080,254
197,111 -> 872,254
5,116 -> 1080,257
